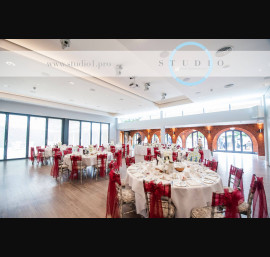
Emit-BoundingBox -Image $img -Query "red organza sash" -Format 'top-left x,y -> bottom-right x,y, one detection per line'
230,166 -> 244,201
97,154 -> 107,177
125,156 -> 135,167
126,145 -> 129,156
154,147 -> 159,152
253,177 -> 269,218
143,181 -> 171,218
115,150 -> 122,170
29,147 -> 35,162
212,189 -> 243,218
106,169 -> 121,218
63,150 -> 68,155
37,149 -> 44,163
154,150 -> 161,159
50,153 -> 61,178
144,155 -> 153,161
188,148 -> 194,151
69,155 -> 81,180
199,150 -> 204,162
211,160 -> 218,172
172,152 -> 178,162
147,148 -> 151,155
109,160 -> 117,170
177,145 -> 180,149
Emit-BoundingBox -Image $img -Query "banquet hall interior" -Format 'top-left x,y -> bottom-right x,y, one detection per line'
0,39 -> 270,218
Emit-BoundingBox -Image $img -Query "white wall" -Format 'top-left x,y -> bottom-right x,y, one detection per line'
263,89 -> 270,165
0,99 -> 117,142
118,106 -> 263,131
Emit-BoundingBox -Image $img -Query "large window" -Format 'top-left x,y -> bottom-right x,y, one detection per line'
176,136 -> 182,147
7,115 -> 28,159
47,118 -> 62,146
101,123 -> 109,145
186,131 -> 208,149
81,122 -> 91,146
133,133 -> 141,146
92,123 -> 100,146
29,117 -> 46,154
68,120 -> 80,146
217,130 -> 253,153
165,133 -> 172,144
151,134 -> 159,143
0,114 -> 6,160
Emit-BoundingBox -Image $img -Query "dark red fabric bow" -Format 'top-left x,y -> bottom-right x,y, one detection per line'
223,188 -> 243,218
253,177 -> 269,218
50,153 -> 61,178
97,154 -> 107,177
106,169 -> 121,218
143,181 -> 171,218
29,147 -> 35,162
37,149 -> 44,163
69,155 -> 81,180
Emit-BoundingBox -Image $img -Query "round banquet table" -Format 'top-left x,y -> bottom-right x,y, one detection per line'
62,152 -> 113,170
125,160 -> 223,218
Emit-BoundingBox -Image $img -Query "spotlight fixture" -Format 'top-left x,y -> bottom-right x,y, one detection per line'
224,84 -> 234,89
129,77 -> 139,88
161,92 -> 167,100
258,129 -> 263,133
216,45 -> 233,57
60,39 -> 70,49
173,131 -> 175,135
144,82 -> 150,91
115,64 -> 123,76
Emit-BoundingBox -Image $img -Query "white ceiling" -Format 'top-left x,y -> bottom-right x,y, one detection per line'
0,39 -> 269,116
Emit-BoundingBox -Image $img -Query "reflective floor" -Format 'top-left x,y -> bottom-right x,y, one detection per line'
0,152 -> 269,218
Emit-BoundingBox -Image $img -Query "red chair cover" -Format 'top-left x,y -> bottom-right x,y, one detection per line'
212,189 -> 243,218
230,165 -> 244,201
199,150 -> 204,162
144,155 -> 153,161
63,150 -> 69,155
52,147 -> 60,152
253,177 -> 269,218
188,148 -> 194,151
143,181 -> 171,218
109,160 -> 117,171
69,155 -> 81,180
126,144 -> 129,156
153,147 -> 159,152
106,169 -> 121,218
37,149 -> 44,163
154,150 -> 161,159
29,147 -> 35,162
172,152 -> 178,162
50,153 -> 61,178
147,148 -> 151,155
125,156 -> 135,167
210,160 -> 218,172
177,145 -> 180,149
97,154 -> 107,177
115,150 -> 122,170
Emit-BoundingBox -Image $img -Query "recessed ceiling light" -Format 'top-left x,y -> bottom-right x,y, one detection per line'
5,61 -> 15,66
120,98 -> 124,101
96,105 -> 100,107
160,51 -> 169,58
138,105 -> 142,107
90,88 -> 95,91
183,77 -> 190,82
69,81 -> 74,85
3,84 -> 9,88
33,86 -> 36,90
210,89 -> 213,92
41,72 -> 50,76
195,92 -> 200,94
224,84 -> 234,88
216,46 -> 233,57
223,64 -> 230,69
69,99 -> 74,102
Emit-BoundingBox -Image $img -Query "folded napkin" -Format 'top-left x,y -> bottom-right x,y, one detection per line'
203,175 -> 218,182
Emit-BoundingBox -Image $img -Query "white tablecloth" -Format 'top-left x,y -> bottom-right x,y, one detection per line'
125,161 -> 223,218
63,152 -> 113,170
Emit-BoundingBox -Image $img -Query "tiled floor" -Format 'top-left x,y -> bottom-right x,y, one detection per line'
0,152 -> 269,217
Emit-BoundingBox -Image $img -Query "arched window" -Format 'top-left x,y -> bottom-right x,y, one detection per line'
143,137 -> 148,144
186,131 -> 208,149
217,129 -> 253,152
165,133 -> 172,144
133,133 -> 142,146
151,133 -> 159,143
176,136 -> 182,147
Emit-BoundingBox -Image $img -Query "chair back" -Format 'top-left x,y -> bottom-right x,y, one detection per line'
97,153 -> 107,177
29,147 -> 35,162
147,148 -> 151,155
125,156 -> 135,167
143,180 -> 172,218
70,155 -> 82,180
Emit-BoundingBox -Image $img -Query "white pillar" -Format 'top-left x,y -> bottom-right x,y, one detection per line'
160,111 -> 165,144
263,93 -> 270,165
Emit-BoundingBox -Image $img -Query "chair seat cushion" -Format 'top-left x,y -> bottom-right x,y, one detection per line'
191,206 -> 224,218
122,188 -> 135,203
238,201 -> 249,213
